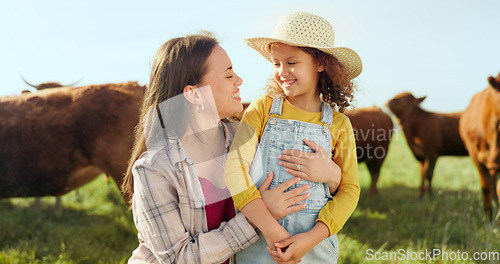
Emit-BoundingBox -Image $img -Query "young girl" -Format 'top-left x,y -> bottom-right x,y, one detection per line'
224,12 -> 361,263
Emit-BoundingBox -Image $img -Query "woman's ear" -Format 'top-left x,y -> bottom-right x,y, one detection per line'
317,63 -> 325,72
183,85 -> 202,104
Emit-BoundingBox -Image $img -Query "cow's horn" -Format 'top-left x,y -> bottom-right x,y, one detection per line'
20,75 -> 39,89
64,78 -> 83,87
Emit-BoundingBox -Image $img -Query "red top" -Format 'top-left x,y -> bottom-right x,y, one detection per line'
198,177 -> 236,264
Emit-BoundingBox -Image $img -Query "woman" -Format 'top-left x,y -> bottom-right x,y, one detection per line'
121,33 -> 341,264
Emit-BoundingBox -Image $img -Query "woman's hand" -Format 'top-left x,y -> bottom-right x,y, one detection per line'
267,221 -> 330,263
259,171 -> 311,220
278,138 -> 341,194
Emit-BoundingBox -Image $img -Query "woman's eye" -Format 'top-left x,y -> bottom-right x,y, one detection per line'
226,75 -> 233,79
288,62 -> 296,65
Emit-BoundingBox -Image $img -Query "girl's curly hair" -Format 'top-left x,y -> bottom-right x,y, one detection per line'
265,47 -> 356,113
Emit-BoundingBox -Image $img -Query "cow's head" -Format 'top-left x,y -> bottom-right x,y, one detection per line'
386,92 -> 426,118
487,73 -> 500,111
21,76 -> 80,93
488,73 -> 500,92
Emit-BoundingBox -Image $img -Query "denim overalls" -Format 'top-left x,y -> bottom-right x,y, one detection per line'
235,96 -> 339,264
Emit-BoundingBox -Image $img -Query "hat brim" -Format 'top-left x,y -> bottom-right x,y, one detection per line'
244,37 -> 362,80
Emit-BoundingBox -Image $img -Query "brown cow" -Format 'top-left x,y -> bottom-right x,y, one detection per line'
386,92 -> 469,196
230,103 -> 393,197
459,73 -> 500,223
346,107 -> 393,197
19,81 -> 73,208
0,82 -> 145,207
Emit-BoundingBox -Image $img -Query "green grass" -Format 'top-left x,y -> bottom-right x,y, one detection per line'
1,132 -> 499,263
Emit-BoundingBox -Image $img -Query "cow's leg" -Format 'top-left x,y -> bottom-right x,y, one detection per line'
492,169 -> 499,207
55,195 -> 62,216
35,197 -> 42,208
418,161 -> 427,197
496,175 -> 500,225
366,159 -> 383,197
471,156 -> 494,220
426,157 -> 437,196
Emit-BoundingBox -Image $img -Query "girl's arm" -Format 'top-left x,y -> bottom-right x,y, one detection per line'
240,198 -> 291,249
316,116 -> 360,236
132,157 -> 259,264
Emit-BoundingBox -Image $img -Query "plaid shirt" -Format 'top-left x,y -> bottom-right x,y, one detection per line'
128,123 -> 259,264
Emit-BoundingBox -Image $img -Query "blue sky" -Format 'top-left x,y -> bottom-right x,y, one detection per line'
2,0 -> 499,112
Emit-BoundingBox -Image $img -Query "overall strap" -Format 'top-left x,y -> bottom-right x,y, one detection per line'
269,95 -> 284,116
320,102 -> 334,134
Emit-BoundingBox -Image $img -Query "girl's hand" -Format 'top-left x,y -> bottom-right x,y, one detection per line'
259,171 -> 311,220
267,221 -> 330,263
278,138 -> 341,193
266,233 -> 313,263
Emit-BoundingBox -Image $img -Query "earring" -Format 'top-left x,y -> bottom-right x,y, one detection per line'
196,103 -> 204,113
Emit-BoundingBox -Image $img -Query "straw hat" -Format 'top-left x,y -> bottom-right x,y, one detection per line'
245,11 -> 362,79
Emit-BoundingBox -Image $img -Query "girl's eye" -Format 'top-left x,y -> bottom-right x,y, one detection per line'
273,63 -> 280,67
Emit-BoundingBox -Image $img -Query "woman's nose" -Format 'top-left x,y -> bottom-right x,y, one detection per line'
235,74 -> 243,86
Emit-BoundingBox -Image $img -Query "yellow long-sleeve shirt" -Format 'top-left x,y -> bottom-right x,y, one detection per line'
224,95 -> 360,236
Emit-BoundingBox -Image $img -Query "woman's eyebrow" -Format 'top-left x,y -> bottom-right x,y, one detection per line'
224,66 -> 233,72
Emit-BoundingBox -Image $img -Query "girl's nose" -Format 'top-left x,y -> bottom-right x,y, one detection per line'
278,65 -> 289,77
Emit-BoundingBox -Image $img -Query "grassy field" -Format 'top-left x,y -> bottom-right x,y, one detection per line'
0,132 -> 499,263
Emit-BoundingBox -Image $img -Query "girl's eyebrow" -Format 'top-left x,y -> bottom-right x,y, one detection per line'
271,56 -> 298,61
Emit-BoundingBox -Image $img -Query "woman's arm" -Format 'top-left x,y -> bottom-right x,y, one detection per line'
258,171 -> 311,220
132,159 -> 259,264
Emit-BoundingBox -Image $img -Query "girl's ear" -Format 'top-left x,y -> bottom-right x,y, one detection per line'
183,85 -> 202,105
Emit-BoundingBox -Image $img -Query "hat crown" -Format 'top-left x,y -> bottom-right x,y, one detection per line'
272,12 -> 335,48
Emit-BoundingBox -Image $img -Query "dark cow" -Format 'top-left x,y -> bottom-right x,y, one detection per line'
346,107 -> 393,197
0,82 -> 145,206
386,92 -> 469,196
459,73 -> 500,223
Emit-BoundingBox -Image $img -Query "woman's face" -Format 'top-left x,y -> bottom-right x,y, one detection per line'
199,45 -> 243,119
270,43 -> 323,100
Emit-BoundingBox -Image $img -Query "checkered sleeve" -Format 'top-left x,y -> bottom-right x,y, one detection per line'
132,155 -> 259,264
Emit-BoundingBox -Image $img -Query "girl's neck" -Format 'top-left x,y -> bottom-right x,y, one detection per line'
286,93 -> 322,112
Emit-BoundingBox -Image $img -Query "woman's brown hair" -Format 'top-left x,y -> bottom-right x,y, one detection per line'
121,33 -> 218,206
265,47 -> 356,113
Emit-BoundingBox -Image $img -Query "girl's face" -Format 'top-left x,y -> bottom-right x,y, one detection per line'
270,43 -> 323,101
199,45 -> 243,119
